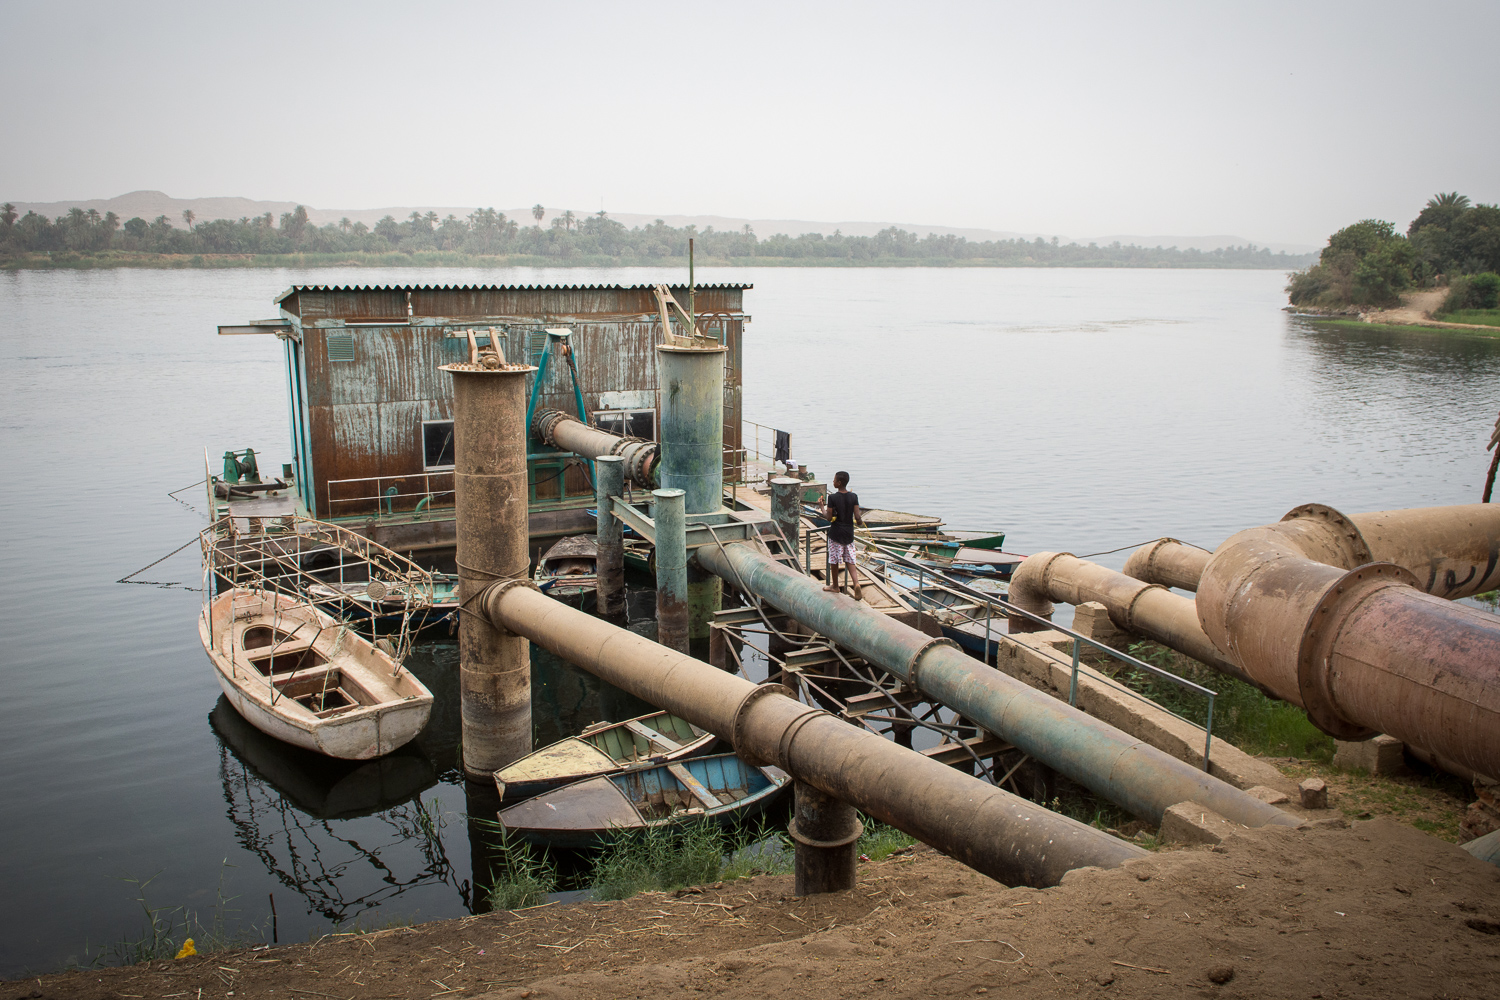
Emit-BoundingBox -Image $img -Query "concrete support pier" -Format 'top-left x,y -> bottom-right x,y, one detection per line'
594,455 -> 626,617
790,782 -> 861,895
653,488 -> 689,653
444,356 -> 536,781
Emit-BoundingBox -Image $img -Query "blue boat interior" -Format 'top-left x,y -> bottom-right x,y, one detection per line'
611,755 -> 767,820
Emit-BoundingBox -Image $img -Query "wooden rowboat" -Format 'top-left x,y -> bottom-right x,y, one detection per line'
497,753 -> 790,848
200,589 -> 434,760
534,534 -> 598,600
494,710 -> 717,801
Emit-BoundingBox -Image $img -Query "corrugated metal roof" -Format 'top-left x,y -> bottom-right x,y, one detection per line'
276,282 -> 752,304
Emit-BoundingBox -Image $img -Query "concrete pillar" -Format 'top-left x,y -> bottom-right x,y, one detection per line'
654,488 -> 689,654
594,455 -> 626,617
770,476 -> 803,561
658,343 -> 726,640
789,782 -> 861,895
445,360 -> 535,780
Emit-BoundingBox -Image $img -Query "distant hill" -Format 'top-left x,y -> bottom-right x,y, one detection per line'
4,190 -> 1317,255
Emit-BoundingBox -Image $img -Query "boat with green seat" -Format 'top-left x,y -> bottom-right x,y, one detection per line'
493,710 -> 717,801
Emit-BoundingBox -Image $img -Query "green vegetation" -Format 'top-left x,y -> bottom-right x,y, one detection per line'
1288,192 -> 1500,309
0,200 -> 1313,270
483,823 -> 560,911
1306,318 -> 1500,339
86,863 -> 266,968
1119,641 -> 1336,762
856,816 -> 918,861
1440,309 -> 1500,327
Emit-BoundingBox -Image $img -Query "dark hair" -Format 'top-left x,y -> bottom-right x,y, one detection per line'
833,471 -> 849,488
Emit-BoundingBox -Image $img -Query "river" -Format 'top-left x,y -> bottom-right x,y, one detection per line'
1,265 -> 1495,976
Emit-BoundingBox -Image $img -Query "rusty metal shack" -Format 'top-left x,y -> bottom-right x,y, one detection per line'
219,282 -> 750,554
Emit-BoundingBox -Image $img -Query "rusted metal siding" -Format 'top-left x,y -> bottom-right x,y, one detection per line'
283,284 -> 747,518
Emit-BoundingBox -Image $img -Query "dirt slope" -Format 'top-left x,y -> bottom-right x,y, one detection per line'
18,818 -> 1500,1000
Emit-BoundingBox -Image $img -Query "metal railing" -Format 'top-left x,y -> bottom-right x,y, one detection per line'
741,418 -> 787,469
326,471 -> 455,521
859,539 -> 1219,770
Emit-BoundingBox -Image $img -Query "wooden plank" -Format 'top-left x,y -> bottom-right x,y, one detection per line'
625,719 -> 682,751
666,763 -> 724,809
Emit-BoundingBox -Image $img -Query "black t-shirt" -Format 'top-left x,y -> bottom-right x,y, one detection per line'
826,491 -> 859,544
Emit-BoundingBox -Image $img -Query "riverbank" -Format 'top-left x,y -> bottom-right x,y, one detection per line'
0,250 -> 1310,271
16,819 -> 1497,1000
1291,287 -> 1500,339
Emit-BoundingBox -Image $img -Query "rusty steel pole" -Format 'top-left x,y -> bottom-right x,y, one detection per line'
443,355 -> 536,780
771,476 -> 803,562
791,782 -> 861,895
594,456 -> 626,617
653,488 -> 689,653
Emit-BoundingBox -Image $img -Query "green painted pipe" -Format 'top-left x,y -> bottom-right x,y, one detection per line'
656,344 -> 726,517
697,541 -> 1299,829
653,488 -> 689,653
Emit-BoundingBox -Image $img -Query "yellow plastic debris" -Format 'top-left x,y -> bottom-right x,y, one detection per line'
175,938 -> 197,959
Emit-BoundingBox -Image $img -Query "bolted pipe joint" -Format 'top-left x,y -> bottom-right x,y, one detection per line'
1006,551 -> 1067,632
533,408 -> 659,488
1122,538 -> 1212,592
790,782 -> 862,895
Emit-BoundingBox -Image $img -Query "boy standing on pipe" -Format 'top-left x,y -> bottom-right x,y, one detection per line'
823,471 -> 865,598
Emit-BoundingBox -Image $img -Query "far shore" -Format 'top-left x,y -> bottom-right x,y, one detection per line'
1,250 -> 1305,272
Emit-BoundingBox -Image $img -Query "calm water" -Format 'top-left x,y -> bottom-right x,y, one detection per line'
2,266 -> 1497,976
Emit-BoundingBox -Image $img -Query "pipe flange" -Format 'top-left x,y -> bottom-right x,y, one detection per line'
730,682 -> 802,766
1119,581 -> 1168,633
533,409 -> 566,444
772,703 -> 831,772
1283,503 -> 1374,567
905,635 -> 962,687
478,576 -> 542,635
1296,561 -> 1419,740
787,816 -> 864,850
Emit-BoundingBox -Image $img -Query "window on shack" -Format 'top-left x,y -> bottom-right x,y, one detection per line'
422,420 -> 455,470
594,408 -> 655,441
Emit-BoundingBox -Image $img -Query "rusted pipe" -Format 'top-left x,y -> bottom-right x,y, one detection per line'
790,782 -> 861,895
653,488 -> 689,653
594,456 -> 625,617
1010,552 -> 1259,686
1197,505 -> 1500,781
771,477 -> 803,561
533,408 -> 657,488
697,542 -> 1298,829
443,357 -> 536,779
1122,538 -> 1211,593
480,583 -> 1147,887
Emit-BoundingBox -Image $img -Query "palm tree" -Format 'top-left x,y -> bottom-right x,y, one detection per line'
339,217 -> 351,233
1427,192 -> 1471,212
562,210 -> 576,231
182,209 -> 196,230
532,204 -> 545,227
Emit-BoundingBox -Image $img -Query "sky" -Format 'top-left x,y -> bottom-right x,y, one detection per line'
3,0 -> 1497,246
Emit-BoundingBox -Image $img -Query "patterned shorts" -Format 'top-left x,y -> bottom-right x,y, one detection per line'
826,540 -> 859,565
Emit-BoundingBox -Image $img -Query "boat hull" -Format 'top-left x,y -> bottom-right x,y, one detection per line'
201,591 -> 434,760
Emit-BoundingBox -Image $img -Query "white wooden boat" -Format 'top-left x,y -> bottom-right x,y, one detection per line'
200,589 -> 433,760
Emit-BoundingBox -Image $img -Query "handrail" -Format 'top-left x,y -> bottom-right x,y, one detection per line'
326,471 -> 455,519
861,539 -> 1219,770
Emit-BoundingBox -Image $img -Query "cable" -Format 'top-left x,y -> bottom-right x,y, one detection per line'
1075,538 -> 1210,559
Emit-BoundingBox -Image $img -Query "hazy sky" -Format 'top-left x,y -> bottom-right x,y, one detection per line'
4,0 -> 1496,244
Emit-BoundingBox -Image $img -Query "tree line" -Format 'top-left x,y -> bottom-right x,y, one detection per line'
0,201 -> 1312,269
1287,193 -> 1500,310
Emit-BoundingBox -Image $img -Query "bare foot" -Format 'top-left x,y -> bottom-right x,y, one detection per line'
822,585 -> 840,593
852,588 -> 863,600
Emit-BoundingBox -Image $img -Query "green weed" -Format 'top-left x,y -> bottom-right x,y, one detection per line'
856,816 -> 917,861
472,818 -> 559,911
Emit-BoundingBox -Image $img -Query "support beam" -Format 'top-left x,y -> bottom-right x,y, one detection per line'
594,456 -> 625,617
654,488 -> 689,653
444,356 -> 535,780
790,782 -> 860,895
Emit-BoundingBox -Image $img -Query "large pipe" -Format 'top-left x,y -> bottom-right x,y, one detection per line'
1197,504 -> 1500,780
533,408 -> 657,488
1121,506 -> 1500,599
1122,538 -> 1211,592
1009,552 -> 1260,687
444,357 -> 536,779
696,542 -> 1297,829
480,582 -> 1146,887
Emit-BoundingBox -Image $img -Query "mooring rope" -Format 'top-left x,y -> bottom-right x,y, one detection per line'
117,535 -> 202,585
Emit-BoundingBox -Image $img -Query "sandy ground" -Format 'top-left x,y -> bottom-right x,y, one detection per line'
18,818 -> 1500,1000
1362,288 -> 1496,330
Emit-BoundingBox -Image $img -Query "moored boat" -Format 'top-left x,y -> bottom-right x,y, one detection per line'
200,589 -> 434,760
497,753 -> 790,848
534,534 -> 598,600
494,710 -> 717,801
